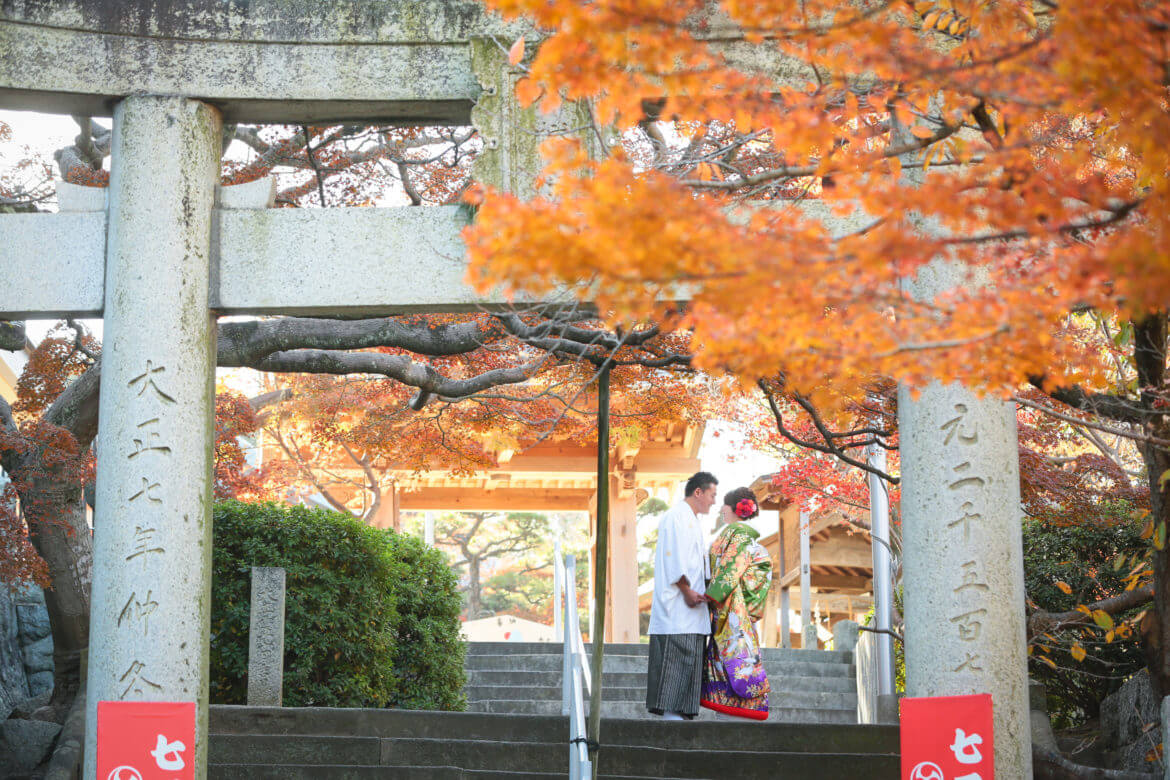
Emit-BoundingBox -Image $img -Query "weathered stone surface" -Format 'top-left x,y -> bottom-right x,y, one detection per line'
247,567 -> 286,707
214,206 -> 484,316
11,691 -> 51,720
85,95 -> 221,780
0,212 -> 106,318
1101,669 -> 1162,750
0,718 -> 62,774
1162,696 -> 1170,780
0,1 -> 529,123
55,180 -> 107,213
216,177 -> 276,210
21,635 -> 54,675
0,586 -> 30,722
26,672 -> 53,699
832,620 -> 859,653
14,587 -> 50,645
900,261 -> 1031,777
1115,733 -> 1162,775
43,691 -> 85,780
1028,679 -> 1057,751
470,37 -> 606,200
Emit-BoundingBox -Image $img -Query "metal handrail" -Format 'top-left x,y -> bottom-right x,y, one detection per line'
557,553 -> 593,780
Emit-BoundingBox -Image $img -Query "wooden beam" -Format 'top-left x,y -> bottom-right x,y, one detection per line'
398,487 -> 594,511
806,574 -> 873,592
811,541 -> 874,570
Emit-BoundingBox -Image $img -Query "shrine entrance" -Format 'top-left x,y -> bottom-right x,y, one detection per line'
0,2 -> 1031,776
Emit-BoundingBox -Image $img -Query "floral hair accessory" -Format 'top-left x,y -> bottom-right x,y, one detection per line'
734,498 -> 757,519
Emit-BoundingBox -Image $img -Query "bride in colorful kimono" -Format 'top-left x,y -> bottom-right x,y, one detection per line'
700,487 -> 773,720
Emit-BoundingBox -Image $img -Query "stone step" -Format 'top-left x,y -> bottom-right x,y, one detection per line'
465,684 -> 858,711
210,706 -> 895,754
212,767 -> 693,780
465,654 -> 855,678
465,642 -> 853,665
213,761 -> 892,780
464,699 -> 860,722
211,738 -> 896,779
465,669 -> 857,693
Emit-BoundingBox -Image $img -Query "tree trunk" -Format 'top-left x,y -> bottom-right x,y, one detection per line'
22,477 -> 92,718
1133,314 -> 1170,696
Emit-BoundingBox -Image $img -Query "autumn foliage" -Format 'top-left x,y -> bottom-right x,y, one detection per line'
466,0 -> 1168,408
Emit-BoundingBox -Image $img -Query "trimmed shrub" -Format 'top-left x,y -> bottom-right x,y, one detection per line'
209,500 -> 465,710
388,532 -> 466,710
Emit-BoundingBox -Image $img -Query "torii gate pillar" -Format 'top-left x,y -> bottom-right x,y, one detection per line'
85,95 -> 221,779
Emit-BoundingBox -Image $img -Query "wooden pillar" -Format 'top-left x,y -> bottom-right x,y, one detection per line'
780,587 -> 792,648
369,482 -> 401,530
607,477 -> 639,644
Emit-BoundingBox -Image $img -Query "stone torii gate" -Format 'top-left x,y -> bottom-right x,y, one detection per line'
0,1 -> 1031,777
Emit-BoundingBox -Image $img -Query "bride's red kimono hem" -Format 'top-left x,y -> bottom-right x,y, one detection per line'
699,698 -> 769,721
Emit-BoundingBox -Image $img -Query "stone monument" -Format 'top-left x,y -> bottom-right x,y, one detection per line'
246,567 -> 286,708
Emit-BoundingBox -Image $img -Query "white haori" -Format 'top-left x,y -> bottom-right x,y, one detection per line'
648,501 -> 711,635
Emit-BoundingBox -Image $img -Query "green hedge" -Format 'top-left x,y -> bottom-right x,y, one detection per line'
209,501 -> 465,710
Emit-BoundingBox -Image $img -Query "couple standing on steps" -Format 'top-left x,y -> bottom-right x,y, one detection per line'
646,471 -> 774,722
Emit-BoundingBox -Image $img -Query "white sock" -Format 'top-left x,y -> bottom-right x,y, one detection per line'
662,711 -> 685,721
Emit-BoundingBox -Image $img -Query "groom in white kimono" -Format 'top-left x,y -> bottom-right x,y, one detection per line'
645,471 -> 718,720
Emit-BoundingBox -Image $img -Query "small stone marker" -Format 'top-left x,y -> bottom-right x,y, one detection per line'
247,567 -> 286,707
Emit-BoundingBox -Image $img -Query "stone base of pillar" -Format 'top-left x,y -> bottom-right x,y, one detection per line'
876,693 -> 900,725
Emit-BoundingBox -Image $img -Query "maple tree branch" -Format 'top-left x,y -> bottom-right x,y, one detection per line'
1016,395 -> 1170,448
940,199 -> 1142,246
679,121 -> 960,190
759,380 -> 900,483
42,362 -> 102,450
301,125 -> 328,207
1032,744 -> 1153,780
267,425 -> 353,515
1027,586 -> 1153,640
249,349 -> 543,399
0,395 -> 19,476
248,389 -> 293,414
218,317 -> 497,364
397,161 -> 423,206
64,319 -> 99,363
1025,379 -> 1160,427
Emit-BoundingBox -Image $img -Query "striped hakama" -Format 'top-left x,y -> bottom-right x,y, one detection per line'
646,633 -> 707,718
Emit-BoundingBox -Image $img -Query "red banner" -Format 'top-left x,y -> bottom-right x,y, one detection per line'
900,694 -> 994,780
96,701 -> 195,780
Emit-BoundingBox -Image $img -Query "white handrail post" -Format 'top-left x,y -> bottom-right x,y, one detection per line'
554,539 -> 564,639
800,510 -> 815,649
867,443 -> 896,697
562,553 -> 574,716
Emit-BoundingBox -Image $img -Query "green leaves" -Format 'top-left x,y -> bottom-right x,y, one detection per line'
209,501 -> 465,710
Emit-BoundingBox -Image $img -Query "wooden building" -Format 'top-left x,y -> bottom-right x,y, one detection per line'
750,475 -> 875,648
268,421 -> 704,644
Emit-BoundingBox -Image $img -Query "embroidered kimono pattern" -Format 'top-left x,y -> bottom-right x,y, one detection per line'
700,522 -> 773,720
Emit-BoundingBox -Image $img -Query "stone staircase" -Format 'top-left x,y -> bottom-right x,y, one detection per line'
208,704 -> 900,779
465,641 -> 860,723
206,641 -> 899,778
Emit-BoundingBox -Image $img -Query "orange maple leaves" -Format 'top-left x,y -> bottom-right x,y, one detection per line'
467,0 -> 1168,413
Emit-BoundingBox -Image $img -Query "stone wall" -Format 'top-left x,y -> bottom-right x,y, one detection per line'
0,583 -> 53,721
